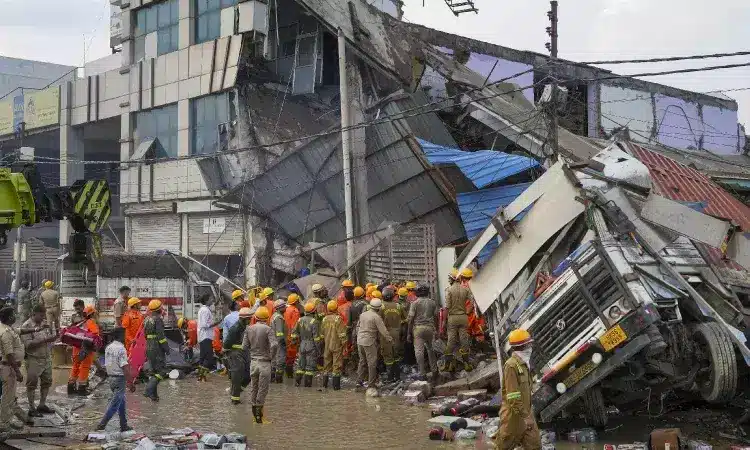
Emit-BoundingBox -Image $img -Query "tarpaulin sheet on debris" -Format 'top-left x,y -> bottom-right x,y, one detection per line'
309,221 -> 399,276
419,139 -> 540,188
456,183 -> 530,263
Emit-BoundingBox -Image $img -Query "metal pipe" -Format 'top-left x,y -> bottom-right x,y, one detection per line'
338,28 -> 355,279
167,249 -> 244,292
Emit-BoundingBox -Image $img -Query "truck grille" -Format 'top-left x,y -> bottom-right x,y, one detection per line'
528,258 -> 621,371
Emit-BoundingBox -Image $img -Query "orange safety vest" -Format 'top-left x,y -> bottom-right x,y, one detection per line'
212,327 -> 223,353
338,301 -> 351,326
186,320 -> 198,347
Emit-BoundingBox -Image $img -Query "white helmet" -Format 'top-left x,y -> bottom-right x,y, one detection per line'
369,299 -> 383,309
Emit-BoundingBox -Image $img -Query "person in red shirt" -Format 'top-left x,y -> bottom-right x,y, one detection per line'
68,306 -> 100,396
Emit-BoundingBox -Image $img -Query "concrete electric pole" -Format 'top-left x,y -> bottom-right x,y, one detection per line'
545,0 -> 559,162
338,28 -> 355,278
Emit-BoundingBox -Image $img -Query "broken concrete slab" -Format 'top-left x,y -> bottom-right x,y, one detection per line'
427,415 -> 483,431
434,378 -> 470,397
408,380 -> 432,397
403,390 -> 426,404
468,363 -> 501,391
457,389 -> 488,402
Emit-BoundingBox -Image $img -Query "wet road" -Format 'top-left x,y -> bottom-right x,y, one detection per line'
46,368 -> 746,449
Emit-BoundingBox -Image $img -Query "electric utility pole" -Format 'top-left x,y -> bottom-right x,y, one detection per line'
545,1 -> 559,163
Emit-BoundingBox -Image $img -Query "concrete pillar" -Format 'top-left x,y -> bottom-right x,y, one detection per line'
243,214 -> 274,288
347,59 -> 369,281
243,214 -> 256,288
178,99 -> 190,156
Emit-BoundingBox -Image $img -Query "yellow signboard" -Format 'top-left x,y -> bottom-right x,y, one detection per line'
0,98 -> 13,136
24,86 -> 60,130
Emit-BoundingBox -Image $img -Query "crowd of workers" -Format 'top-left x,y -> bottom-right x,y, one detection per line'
0,271 -> 541,449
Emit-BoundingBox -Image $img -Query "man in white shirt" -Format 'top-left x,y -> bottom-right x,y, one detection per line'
197,297 -> 220,380
96,327 -> 134,432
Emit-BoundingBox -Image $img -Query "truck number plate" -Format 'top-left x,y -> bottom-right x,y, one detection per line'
600,325 -> 627,352
562,360 -> 596,388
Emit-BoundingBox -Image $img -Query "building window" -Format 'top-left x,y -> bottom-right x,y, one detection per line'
135,104 -> 179,158
195,0 -> 238,44
134,0 -> 179,60
191,93 -> 230,155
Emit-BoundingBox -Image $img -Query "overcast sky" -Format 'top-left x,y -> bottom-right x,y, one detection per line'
1,0 -> 749,126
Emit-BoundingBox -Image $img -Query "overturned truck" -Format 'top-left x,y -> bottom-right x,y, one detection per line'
460,142 -> 750,427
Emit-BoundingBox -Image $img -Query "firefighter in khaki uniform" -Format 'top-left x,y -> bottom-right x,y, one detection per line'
444,268 -> 474,372
495,329 -> 540,450
380,287 -> 407,381
320,300 -> 347,390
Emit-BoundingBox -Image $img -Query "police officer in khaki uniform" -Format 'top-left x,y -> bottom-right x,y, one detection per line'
444,268 -> 474,372
495,329 -> 540,450
22,305 -> 57,417
0,307 -> 33,431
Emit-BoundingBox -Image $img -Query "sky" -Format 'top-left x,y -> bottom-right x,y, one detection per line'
1,0 -> 749,126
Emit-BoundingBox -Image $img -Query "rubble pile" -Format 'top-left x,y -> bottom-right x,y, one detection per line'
83,427 -> 248,450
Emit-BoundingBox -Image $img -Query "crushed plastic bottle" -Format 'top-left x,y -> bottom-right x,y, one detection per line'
454,429 -> 477,440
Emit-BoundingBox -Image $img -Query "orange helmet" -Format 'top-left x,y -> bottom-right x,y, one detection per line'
353,286 -> 365,298
304,300 -> 316,313
83,305 -> 96,316
341,279 -> 354,288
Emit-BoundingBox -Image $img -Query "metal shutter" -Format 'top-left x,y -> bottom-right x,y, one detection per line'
188,213 -> 243,255
130,214 -> 181,253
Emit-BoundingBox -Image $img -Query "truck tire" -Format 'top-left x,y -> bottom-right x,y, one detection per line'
582,385 -> 608,428
692,322 -> 737,403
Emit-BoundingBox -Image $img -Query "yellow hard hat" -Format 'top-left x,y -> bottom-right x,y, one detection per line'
327,300 -> 338,312
371,290 -> 382,299
254,306 -> 270,320
232,289 -> 244,300
366,285 -> 375,294
128,297 -> 141,307
148,299 -> 162,311
508,329 -> 533,347
397,287 -> 408,297
240,307 -> 253,318
461,268 -> 473,279
353,286 -> 365,298
405,281 -> 416,290
43,281 -> 54,289
311,283 -> 324,293
262,287 -> 274,298
304,300 -> 316,313
177,317 -> 186,329
366,282 -> 375,288
449,268 -> 459,280
287,293 -> 300,305
341,279 -> 354,288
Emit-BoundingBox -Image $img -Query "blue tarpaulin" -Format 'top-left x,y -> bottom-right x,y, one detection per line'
457,183 -> 531,263
419,138 -> 540,189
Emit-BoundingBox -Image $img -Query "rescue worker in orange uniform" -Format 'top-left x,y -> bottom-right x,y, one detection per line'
121,297 -> 144,356
178,316 -> 198,360
495,329 -> 540,450
283,293 -> 302,377
337,280 -> 355,307
68,306 -> 100,396
251,288 -> 274,326
337,287 -> 354,373
320,300 -> 347,390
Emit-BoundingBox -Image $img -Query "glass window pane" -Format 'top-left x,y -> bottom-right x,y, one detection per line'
146,9 -> 158,33
157,29 -> 170,55
216,94 -> 228,123
221,0 -> 236,7
204,97 -> 216,123
136,9 -> 147,36
158,1 -> 171,27
171,0 -> 180,24
196,16 -> 208,43
207,11 -> 220,41
134,36 -> 146,61
170,25 -> 179,53
196,0 -> 208,14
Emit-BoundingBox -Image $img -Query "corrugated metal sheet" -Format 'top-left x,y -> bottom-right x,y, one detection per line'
456,183 -> 530,262
419,138 -> 539,189
130,214 -> 181,253
188,213 -> 243,255
628,142 -> 750,285
222,93 -> 465,246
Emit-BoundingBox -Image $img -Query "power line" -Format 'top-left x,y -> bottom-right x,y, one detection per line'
582,50 -> 750,65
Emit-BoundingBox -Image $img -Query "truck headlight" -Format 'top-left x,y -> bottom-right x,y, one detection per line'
608,305 -> 622,320
556,383 -> 567,394
592,353 -> 603,365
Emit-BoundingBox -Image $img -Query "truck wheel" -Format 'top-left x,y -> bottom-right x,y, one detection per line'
692,322 -> 737,403
582,385 -> 608,428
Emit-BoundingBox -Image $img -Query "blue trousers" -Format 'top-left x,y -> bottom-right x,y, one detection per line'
98,376 -> 128,430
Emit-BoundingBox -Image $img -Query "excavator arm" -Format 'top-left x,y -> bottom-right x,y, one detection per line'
0,163 -> 111,262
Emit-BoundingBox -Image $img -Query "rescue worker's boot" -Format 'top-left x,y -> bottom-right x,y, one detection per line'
321,375 -> 329,389
303,374 -> 313,387
269,371 -> 276,383
252,406 -> 263,424
76,383 -> 90,396
332,376 -> 341,391
276,370 -> 284,383
66,382 -> 76,395
143,377 -> 159,402
285,364 -> 294,378
388,364 -> 400,382
294,373 -> 303,387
